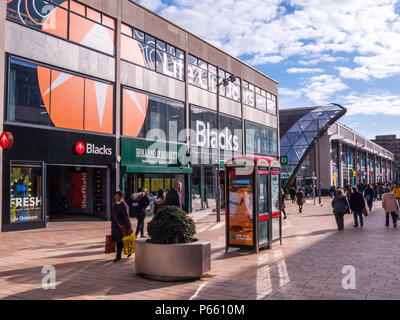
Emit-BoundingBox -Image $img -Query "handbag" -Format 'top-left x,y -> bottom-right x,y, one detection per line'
112,204 -> 134,237
123,234 -> 136,256
362,207 -> 368,216
105,234 -> 116,254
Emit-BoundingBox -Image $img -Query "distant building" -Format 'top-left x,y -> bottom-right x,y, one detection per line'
279,105 -> 395,194
372,135 -> 400,181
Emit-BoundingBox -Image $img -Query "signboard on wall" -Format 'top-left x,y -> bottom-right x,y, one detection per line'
228,173 -> 254,246
69,172 -> 88,209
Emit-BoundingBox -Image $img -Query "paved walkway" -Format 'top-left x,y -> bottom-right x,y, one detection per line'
0,197 -> 399,300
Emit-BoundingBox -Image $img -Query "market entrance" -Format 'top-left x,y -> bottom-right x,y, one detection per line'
46,165 -> 110,221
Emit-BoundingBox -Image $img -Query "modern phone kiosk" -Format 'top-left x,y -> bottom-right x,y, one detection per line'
225,155 -> 282,253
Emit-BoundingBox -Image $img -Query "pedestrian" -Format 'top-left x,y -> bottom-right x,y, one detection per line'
382,187 -> 398,228
132,188 -> 150,238
373,184 -> 378,201
329,185 -> 336,198
349,186 -> 366,228
289,186 -> 296,203
331,188 -> 350,231
296,188 -> 305,213
378,183 -> 384,200
364,184 -> 374,212
165,181 -> 182,208
152,189 -> 165,214
111,191 -> 132,262
281,188 -> 287,219
392,184 -> 400,206
346,187 -> 352,202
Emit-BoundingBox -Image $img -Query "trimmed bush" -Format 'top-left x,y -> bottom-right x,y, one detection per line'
147,206 -> 196,244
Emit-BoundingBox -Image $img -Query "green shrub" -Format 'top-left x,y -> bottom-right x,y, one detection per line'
147,206 -> 196,244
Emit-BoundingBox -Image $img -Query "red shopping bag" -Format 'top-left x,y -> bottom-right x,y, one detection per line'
105,234 -> 116,254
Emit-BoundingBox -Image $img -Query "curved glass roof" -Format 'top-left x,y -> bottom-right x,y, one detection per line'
280,104 -> 346,186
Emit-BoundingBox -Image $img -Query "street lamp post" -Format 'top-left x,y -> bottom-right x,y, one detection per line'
215,68 -> 236,222
317,118 -> 322,205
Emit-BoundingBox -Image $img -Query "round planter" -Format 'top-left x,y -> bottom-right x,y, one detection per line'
135,238 -> 211,281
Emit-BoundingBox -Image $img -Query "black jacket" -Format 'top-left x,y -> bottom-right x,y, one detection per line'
137,195 -> 150,217
111,200 -> 131,242
332,194 -> 350,214
165,188 -> 181,208
349,191 -> 365,211
364,187 -> 374,201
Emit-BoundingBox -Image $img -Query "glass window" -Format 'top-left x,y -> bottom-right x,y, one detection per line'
267,99 -> 277,115
133,28 -> 145,42
256,94 -> 267,112
156,39 -> 166,51
271,174 -> 280,212
10,163 -> 43,224
208,64 -> 217,75
156,51 -> 185,81
8,59 -> 53,126
188,64 -> 208,90
69,12 -> 115,55
121,23 -> 132,36
249,84 -> 255,91
145,34 -> 155,46
188,54 -> 198,65
8,58 -> 114,134
70,1 -> 85,16
242,81 -> 249,89
87,7 -> 101,23
245,121 -> 278,156
176,49 -> 184,60
255,87 -> 261,94
208,72 -> 217,93
198,59 -> 207,70
167,44 -> 175,56
102,14 -> 115,30
243,88 -> 255,107
122,88 -> 185,143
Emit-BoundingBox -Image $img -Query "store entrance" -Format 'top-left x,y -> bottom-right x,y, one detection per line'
46,165 -> 110,221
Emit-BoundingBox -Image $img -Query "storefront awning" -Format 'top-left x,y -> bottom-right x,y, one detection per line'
123,165 -> 192,174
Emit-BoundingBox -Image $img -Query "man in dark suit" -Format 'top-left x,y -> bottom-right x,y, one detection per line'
111,191 -> 132,262
165,181 -> 182,208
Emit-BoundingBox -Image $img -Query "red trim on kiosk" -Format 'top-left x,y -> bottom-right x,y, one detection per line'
272,212 -> 281,218
259,214 -> 269,221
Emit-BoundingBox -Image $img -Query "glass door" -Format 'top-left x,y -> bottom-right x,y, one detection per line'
257,171 -> 269,246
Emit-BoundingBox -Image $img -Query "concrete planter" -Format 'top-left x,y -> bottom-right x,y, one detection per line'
135,238 -> 211,281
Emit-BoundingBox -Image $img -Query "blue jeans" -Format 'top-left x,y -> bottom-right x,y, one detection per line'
353,209 -> 363,226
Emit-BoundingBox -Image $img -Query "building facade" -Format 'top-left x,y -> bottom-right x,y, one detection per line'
280,106 -> 394,194
0,0 -> 279,232
371,135 -> 400,182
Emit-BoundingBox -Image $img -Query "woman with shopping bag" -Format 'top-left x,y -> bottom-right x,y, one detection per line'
111,191 -> 133,262
382,187 -> 398,228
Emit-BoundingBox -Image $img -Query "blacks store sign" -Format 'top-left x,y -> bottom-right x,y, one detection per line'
3,124 -> 115,165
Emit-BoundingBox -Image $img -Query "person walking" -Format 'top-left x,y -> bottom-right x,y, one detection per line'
281,188 -> 287,219
132,188 -> 150,238
289,186 -> 296,203
331,188 -> 350,231
165,181 -> 182,208
364,184 -> 374,212
330,185 -> 336,198
111,191 -> 132,262
392,184 -> 400,207
349,186 -> 366,228
296,188 -> 305,213
382,187 -> 398,228
346,187 -> 352,202
152,189 -> 165,215
378,183 -> 384,201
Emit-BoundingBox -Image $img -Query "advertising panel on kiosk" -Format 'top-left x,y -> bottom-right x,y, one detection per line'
225,155 -> 282,253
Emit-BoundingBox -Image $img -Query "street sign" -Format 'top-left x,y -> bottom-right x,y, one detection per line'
279,156 -> 288,165
219,160 -> 224,168
0,132 -> 13,150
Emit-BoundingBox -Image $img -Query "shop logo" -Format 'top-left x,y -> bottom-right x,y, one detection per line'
75,142 -> 112,156
195,120 -> 239,151
75,141 -> 86,155
0,132 -> 14,150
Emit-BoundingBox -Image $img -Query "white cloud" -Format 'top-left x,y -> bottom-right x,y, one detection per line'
135,0 -> 166,11
340,92 -> 400,115
280,75 -> 348,105
287,67 -> 323,73
152,0 -> 400,80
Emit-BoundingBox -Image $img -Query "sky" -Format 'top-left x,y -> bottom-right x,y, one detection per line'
135,0 -> 400,139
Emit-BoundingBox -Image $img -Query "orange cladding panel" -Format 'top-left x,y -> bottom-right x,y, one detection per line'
84,79 -> 113,134
122,89 -> 148,137
50,71 -> 84,130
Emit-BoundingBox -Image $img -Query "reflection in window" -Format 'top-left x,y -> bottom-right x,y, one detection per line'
245,121 -> 278,156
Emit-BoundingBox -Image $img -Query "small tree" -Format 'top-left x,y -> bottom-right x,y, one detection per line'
147,206 -> 196,244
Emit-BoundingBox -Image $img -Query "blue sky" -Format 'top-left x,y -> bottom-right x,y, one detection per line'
135,0 -> 400,139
